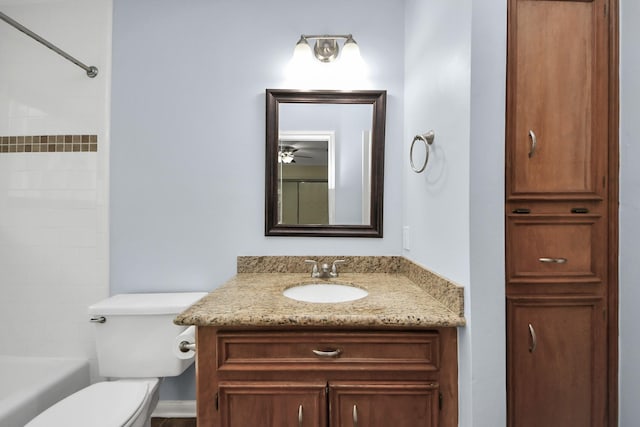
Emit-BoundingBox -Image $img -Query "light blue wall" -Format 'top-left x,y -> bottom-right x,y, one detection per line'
111,0 -> 634,421
403,1 -> 506,426
110,0 -> 404,400
619,0 -> 639,424
467,1 -> 507,425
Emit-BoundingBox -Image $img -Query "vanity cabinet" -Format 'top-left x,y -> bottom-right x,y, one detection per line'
195,328 -> 458,427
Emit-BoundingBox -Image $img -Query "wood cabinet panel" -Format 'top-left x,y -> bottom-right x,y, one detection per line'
329,382 -> 439,427
506,214 -> 605,284
217,330 -> 439,372
507,297 -> 607,427
218,382 -> 326,427
506,0 -> 608,200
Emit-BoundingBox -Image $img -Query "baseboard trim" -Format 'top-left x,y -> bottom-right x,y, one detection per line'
152,400 -> 196,418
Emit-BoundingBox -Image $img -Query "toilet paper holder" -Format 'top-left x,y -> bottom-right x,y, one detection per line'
178,341 -> 196,353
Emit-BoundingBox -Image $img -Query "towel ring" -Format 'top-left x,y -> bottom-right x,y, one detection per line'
410,131 -> 435,173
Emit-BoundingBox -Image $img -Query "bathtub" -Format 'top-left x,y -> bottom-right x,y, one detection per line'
0,355 -> 89,426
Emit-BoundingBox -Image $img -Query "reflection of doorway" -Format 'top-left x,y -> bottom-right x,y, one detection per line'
278,131 -> 336,225
281,181 -> 328,224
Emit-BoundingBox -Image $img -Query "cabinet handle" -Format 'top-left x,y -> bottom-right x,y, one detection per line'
298,404 -> 303,427
528,130 -> 537,158
312,349 -> 342,358
528,323 -> 537,353
538,257 -> 567,264
353,404 -> 358,427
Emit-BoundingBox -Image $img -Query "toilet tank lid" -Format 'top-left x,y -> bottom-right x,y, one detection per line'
88,292 -> 208,315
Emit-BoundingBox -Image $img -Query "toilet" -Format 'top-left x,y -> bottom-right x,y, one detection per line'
26,292 -> 207,427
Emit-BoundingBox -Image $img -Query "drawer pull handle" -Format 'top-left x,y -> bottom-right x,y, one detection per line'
353,404 -> 358,427
528,130 -> 537,158
298,404 -> 303,427
528,323 -> 537,353
312,349 -> 342,358
538,257 -> 567,264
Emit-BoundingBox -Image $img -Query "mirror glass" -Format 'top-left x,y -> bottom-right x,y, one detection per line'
265,90 -> 386,237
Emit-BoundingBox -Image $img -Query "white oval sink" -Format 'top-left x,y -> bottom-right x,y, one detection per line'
283,283 -> 368,303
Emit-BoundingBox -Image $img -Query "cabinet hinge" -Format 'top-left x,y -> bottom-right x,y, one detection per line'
512,208 -> 531,214
439,392 -> 443,411
215,392 -> 219,411
571,207 -> 590,214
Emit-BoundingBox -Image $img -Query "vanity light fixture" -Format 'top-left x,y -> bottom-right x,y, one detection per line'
293,34 -> 361,63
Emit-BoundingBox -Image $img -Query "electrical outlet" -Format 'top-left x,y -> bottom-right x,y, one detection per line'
403,226 -> 411,251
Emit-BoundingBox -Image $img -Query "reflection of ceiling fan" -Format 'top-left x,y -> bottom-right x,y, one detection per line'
278,145 -> 312,164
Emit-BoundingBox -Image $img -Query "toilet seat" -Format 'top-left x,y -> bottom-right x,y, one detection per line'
26,379 -> 158,427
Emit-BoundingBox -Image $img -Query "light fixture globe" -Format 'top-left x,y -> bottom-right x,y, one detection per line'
341,35 -> 361,62
292,36 -> 312,61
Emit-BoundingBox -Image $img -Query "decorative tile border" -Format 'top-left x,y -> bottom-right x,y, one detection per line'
0,135 -> 98,153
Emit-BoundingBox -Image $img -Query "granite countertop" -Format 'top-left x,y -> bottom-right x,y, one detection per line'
175,271 -> 465,328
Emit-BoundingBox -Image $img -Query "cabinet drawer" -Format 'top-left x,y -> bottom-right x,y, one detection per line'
216,331 -> 439,371
506,214 -> 605,284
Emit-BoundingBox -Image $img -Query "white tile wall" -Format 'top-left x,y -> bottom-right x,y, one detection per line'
0,0 -> 111,370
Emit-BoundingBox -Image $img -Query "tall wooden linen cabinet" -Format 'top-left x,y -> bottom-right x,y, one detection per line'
505,0 -> 619,426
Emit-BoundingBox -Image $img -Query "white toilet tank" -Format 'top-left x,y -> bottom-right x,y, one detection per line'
88,292 -> 207,378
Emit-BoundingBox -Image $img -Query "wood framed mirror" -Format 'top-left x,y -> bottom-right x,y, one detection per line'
265,89 -> 386,237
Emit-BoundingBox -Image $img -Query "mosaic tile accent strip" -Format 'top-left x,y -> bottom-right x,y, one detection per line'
0,135 -> 98,153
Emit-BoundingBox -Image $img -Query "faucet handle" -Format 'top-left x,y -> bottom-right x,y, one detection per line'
305,259 -> 319,277
331,259 -> 346,277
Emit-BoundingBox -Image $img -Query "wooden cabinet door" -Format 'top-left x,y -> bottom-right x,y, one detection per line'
218,382 -> 327,427
506,0 -> 609,201
507,297 -> 607,427
329,382 -> 439,427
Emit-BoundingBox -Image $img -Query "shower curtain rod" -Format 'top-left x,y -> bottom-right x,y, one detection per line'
0,11 -> 98,78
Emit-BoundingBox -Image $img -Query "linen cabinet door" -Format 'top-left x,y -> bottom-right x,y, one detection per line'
507,297 -> 607,427
329,382 -> 439,427
506,0 -> 609,201
218,382 -> 327,427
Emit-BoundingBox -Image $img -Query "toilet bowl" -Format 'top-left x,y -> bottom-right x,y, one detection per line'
25,292 -> 206,427
26,378 -> 160,427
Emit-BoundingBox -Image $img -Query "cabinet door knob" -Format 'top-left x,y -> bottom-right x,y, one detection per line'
528,323 -> 537,353
298,404 -> 303,427
353,404 -> 359,427
528,130 -> 537,158
312,349 -> 342,358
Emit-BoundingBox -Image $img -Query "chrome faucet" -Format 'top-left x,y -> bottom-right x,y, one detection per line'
305,259 -> 345,278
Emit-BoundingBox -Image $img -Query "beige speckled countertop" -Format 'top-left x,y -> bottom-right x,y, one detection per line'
175,256 -> 466,328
